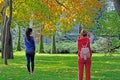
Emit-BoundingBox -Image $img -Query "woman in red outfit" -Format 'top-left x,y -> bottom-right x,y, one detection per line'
77,29 -> 92,80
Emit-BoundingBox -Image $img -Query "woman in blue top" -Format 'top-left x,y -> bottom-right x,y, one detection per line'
24,28 -> 36,74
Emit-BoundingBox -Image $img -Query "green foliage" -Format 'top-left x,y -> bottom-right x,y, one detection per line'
116,49 -> 120,53
43,43 -> 51,53
91,37 -> 109,52
93,10 -> 120,53
98,11 -> 120,37
56,42 -> 77,53
91,37 -> 120,53
43,42 -> 77,53
0,52 -> 120,80
12,27 -> 25,50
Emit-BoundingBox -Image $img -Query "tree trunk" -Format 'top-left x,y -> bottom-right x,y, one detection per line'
17,26 -> 21,51
78,25 -> 82,34
1,22 -> 6,58
2,0 -> 13,64
39,27 -> 44,53
7,28 -> 13,59
114,0 -> 120,15
51,35 -> 56,54
3,16 -> 8,65
6,0 -> 13,59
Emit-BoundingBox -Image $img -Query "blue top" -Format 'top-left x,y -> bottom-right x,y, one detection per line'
24,36 -> 36,54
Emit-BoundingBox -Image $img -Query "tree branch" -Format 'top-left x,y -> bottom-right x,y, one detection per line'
55,0 -> 68,10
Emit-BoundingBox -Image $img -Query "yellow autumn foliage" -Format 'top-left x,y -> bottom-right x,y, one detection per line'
1,0 -> 104,37
0,0 -> 3,3
6,6 -> 10,17
42,21 -> 57,37
0,0 -> 4,23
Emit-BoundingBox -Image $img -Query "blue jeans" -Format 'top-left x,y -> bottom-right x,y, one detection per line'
26,53 -> 35,72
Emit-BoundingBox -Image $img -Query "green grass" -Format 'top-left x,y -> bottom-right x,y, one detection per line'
0,52 -> 120,80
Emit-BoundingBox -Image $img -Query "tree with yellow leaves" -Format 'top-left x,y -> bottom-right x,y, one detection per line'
0,0 -> 105,57
41,0 -> 105,53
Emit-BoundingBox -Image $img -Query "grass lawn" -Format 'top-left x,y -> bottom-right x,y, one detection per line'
0,51 -> 120,80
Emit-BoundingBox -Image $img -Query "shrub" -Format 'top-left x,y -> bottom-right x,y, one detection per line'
91,37 -> 120,53
44,43 -> 51,53
39,42 -> 77,54
56,41 -> 77,53
91,37 -> 109,53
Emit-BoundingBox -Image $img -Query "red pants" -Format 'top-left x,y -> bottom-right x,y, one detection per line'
78,60 -> 91,80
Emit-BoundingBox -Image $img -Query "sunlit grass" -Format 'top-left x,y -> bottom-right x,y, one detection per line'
0,52 -> 120,80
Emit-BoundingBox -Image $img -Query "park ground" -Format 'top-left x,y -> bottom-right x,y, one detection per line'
0,52 -> 120,80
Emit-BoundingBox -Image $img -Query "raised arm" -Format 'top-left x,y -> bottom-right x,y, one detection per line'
87,32 -> 94,43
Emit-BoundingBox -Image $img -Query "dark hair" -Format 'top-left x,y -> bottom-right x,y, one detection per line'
25,28 -> 32,41
80,29 -> 88,37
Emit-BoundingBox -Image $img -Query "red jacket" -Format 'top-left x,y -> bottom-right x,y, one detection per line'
77,37 -> 92,61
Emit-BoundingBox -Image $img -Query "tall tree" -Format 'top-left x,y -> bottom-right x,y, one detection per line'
1,0 -> 13,65
95,10 -> 120,53
42,0 -> 104,53
14,0 -> 104,54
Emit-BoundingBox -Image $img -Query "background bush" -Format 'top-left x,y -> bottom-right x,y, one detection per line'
56,41 -> 77,53
37,42 -> 78,54
91,37 -> 109,53
91,37 -> 120,53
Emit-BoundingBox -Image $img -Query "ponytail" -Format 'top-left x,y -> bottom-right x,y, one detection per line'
25,28 -> 32,41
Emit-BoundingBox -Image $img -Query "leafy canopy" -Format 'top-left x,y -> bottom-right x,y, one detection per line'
1,0 -> 105,37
